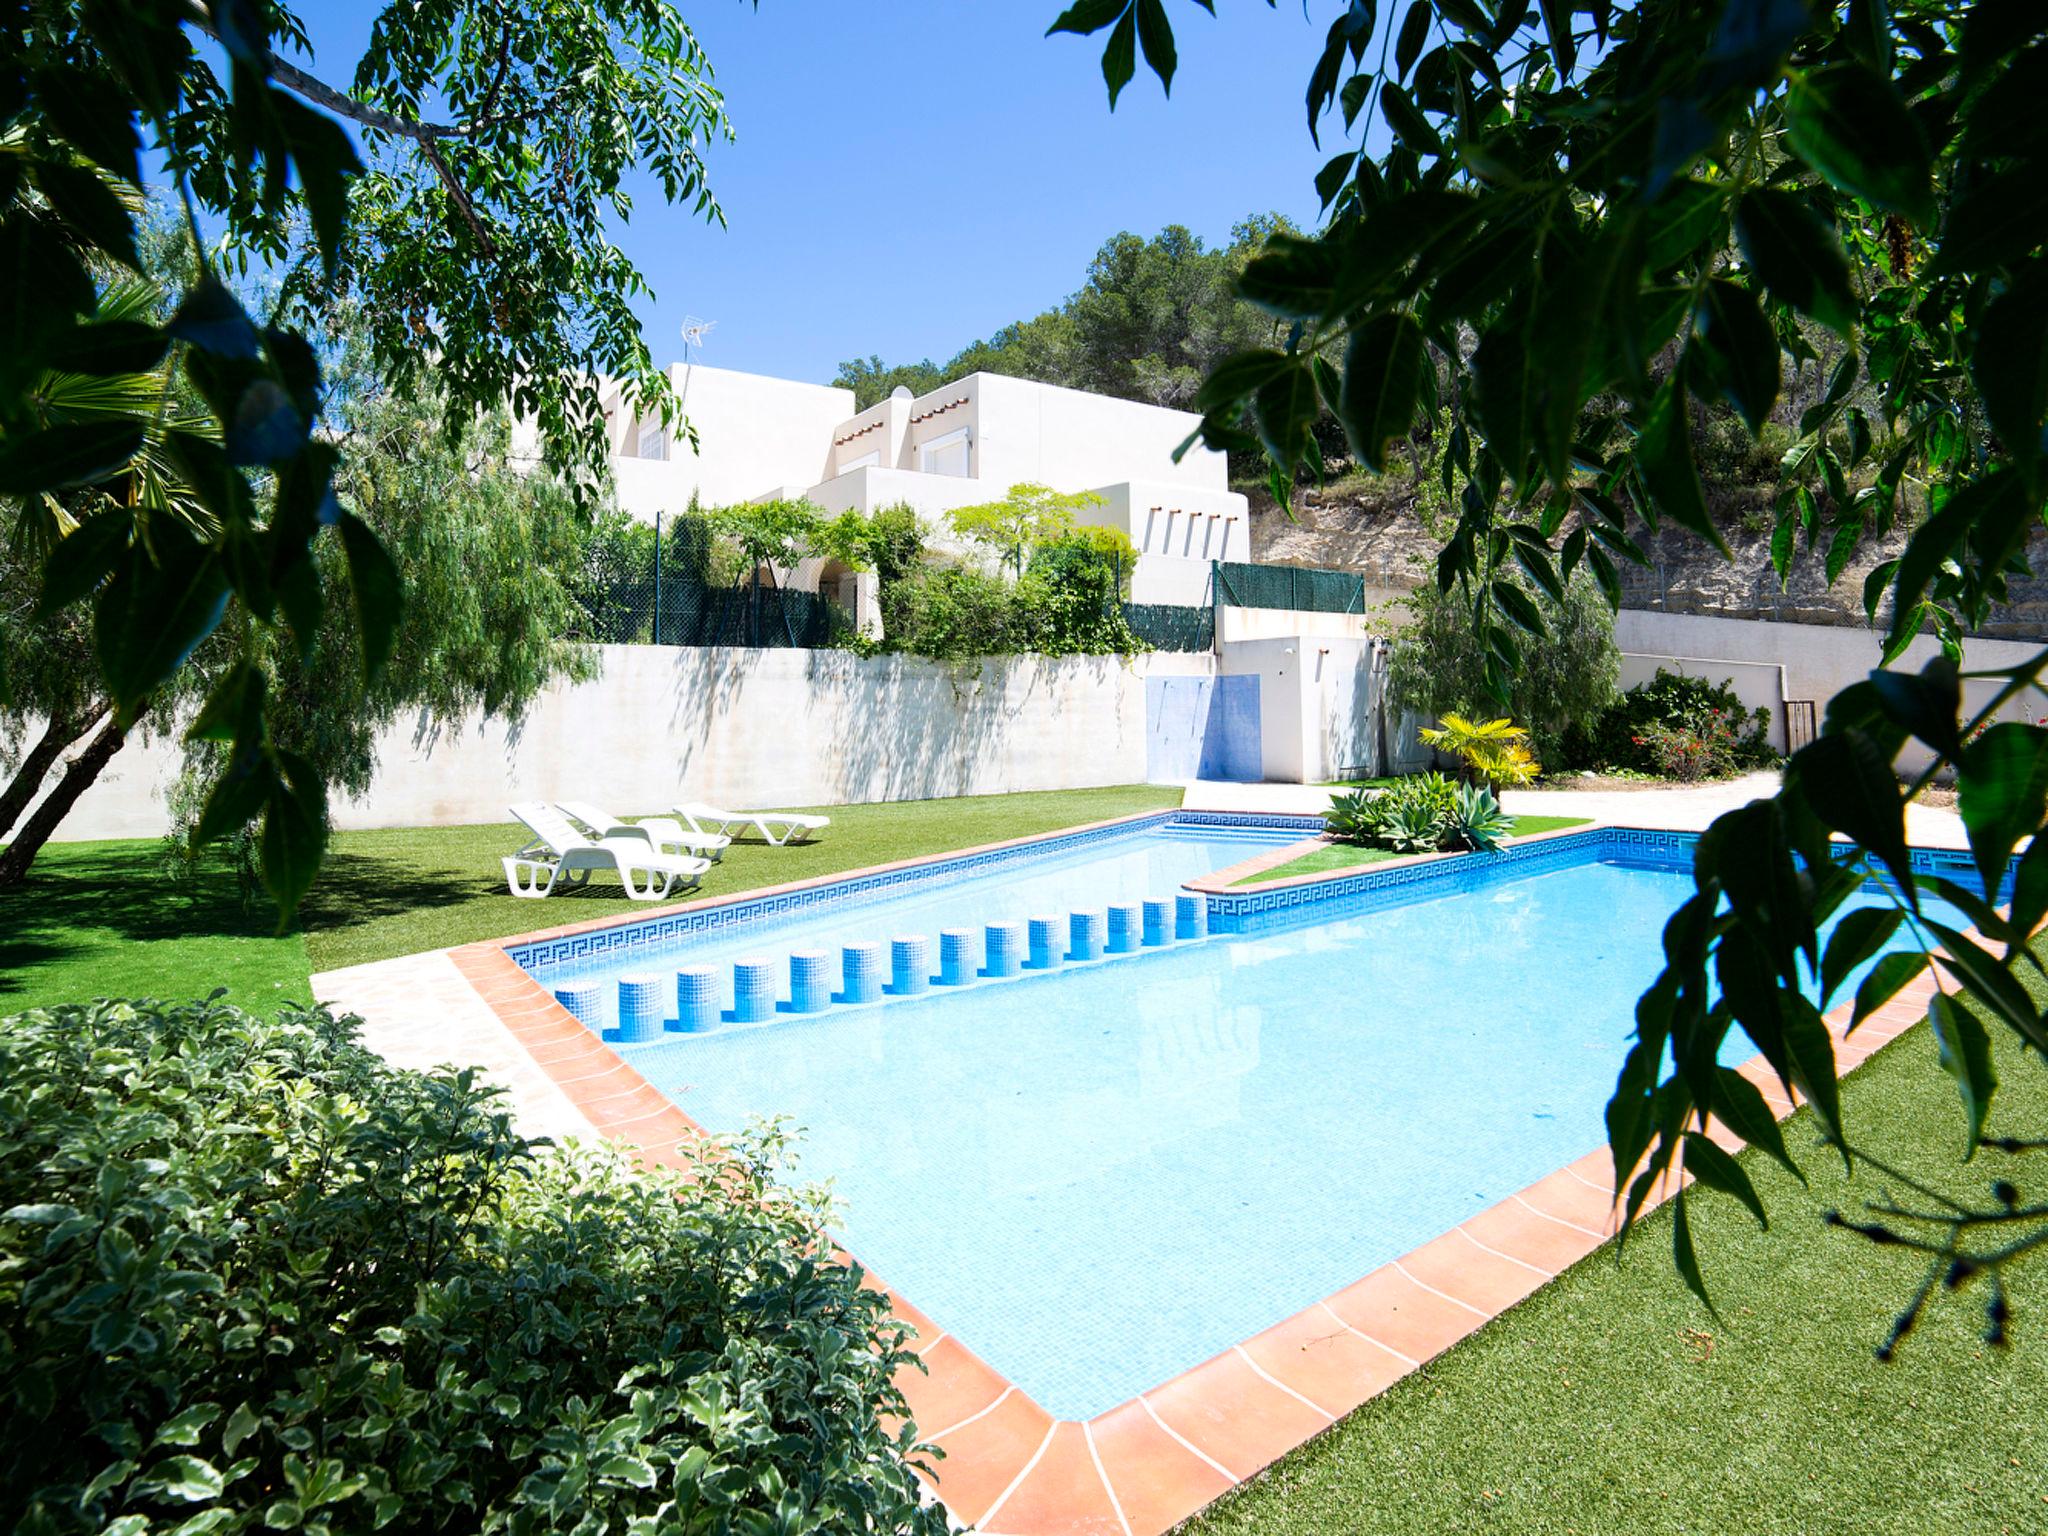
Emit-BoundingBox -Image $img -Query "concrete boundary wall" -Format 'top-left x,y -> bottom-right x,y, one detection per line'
28,646 -> 1218,844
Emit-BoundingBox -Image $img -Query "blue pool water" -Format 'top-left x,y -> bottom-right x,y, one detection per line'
521,818 -> 1303,1025
520,831 -> 1951,1419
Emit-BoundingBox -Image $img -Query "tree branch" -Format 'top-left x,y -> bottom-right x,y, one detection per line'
185,6 -> 500,256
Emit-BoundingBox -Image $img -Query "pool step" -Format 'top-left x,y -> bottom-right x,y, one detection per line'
569,890 -> 1218,1040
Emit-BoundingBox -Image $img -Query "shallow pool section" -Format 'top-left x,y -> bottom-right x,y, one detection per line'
614,834 -> 1949,1419
515,814 -> 1308,1030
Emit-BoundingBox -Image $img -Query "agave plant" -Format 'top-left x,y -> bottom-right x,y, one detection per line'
1445,781 -> 1515,852
1324,786 -> 1377,844
1418,714 -> 1542,790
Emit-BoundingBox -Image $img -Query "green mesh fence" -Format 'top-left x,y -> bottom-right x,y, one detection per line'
1212,560 -> 1365,614
1123,603 -> 1215,652
574,578 -> 842,649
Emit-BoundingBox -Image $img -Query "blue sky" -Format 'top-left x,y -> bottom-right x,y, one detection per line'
291,2 -> 1336,383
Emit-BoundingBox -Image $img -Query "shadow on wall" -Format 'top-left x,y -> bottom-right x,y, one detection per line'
658,647 -> 1141,806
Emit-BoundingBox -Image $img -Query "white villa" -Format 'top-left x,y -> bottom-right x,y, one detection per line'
597,364 -> 1249,610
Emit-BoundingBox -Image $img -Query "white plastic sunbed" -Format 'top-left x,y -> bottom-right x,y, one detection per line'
502,802 -> 713,900
556,801 -> 731,863
674,799 -> 830,847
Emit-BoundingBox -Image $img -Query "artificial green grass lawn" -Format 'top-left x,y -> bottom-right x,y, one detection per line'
0,840 -> 312,1015
1232,816 -> 1592,885
12,789 -> 2048,1532
0,784 -> 1184,1006
1190,1020 -> 2048,1535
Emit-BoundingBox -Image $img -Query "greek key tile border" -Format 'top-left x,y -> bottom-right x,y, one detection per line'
1202,829 -> 2015,935
505,812 -> 1323,975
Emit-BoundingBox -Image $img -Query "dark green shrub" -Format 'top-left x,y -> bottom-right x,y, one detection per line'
1569,668 -> 1777,776
0,998 -> 942,1536
885,565 -> 1026,659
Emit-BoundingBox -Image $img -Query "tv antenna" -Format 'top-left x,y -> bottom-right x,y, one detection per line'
677,315 -> 717,416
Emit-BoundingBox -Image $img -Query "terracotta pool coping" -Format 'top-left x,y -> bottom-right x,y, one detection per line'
440,826 -> 1953,1536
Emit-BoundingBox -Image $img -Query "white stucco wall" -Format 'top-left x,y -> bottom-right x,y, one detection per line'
1216,634 -> 1381,784
1611,611 -> 2046,766
1218,607 -> 1375,644
1615,651 -> 1789,750
29,648 -> 1217,843
607,365 -> 854,519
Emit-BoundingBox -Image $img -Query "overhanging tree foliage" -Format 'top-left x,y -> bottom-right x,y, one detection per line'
1056,0 -> 2048,1350
1,3 -> 734,915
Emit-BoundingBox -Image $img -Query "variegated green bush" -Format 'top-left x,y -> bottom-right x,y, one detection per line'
0,998 -> 943,1536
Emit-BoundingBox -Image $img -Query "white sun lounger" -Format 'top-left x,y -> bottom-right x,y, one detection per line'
502,802 -> 712,900
674,799 -> 830,847
556,801 -> 731,863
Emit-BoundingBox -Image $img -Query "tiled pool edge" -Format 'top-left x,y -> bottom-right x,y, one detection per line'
437,834 -> 1956,1536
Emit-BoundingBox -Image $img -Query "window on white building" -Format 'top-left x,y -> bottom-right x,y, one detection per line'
635,419 -> 667,460
919,427 -> 970,478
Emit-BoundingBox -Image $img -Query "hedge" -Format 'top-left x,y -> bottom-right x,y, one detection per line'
0,997 -> 945,1536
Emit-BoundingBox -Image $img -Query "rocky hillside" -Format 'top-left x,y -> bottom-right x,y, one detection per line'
1246,476 -> 2048,642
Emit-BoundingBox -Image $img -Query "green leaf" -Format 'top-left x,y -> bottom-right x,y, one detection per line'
1784,63 -> 1935,226
1850,949 -> 1927,1031
1819,907 -> 1903,1007
1781,994 -> 1844,1147
167,278 -> 261,360
1710,1067 -> 1803,1184
260,749 -> 329,920
1928,992 -> 1997,1156
154,1405 -> 222,1448
1134,0 -> 1177,94
271,90 -> 362,279
44,318 -> 170,376
1101,8 -> 1138,108
36,507 -> 133,615
148,1455 -> 224,1503
0,420 -> 145,496
1682,1131 -> 1768,1228
1789,728 -> 1912,896
33,66 -> 142,183
1046,0 -> 1127,37
1539,0 -> 1577,77
1867,654 -> 1963,760
1490,578 -> 1546,637
338,511 -> 403,678
1394,0 -> 1431,80
1923,920 -> 2048,1054
1251,362 -> 1320,477
1735,187 -> 1859,335
1379,80 -> 1444,156
1636,377 -> 1728,555
1645,180 -> 1726,273
1971,261 -> 2048,475
2011,833 -> 2048,940
93,518 -> 230,724
1696,279 -> 1780,433
1195,349 -> 1292,414
1671,1188 -> 1719,1318
1934,165 -> 2048,277
1472,322 -> 1534,478
1957,722 -> 2048,898
30,159 -> 141,270
1336,313 -> 1425,473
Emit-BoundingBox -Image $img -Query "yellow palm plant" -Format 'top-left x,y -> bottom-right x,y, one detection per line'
1417,714 -> 1541,789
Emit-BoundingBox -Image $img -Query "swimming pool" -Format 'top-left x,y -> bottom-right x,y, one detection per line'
515,813 -> 1310,1029
508,825 -> 1964,1419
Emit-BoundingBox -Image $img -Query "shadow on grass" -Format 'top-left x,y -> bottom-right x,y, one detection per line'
0,844 -> 281,1001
